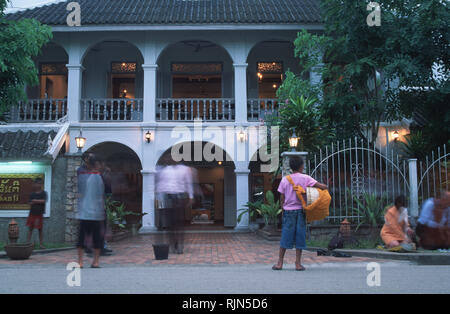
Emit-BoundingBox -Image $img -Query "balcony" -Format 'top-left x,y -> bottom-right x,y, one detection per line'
5,98 -> 281,124
80,98 -> 143,122
7,99 -> 67,123
247,98 -> 279,122
156,98 -> 235,122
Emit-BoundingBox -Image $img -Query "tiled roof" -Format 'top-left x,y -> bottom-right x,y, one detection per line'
0,131 -> 56,160
5,0 -> 321,25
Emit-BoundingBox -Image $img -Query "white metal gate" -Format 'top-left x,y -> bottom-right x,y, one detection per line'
307,138 -> 410,223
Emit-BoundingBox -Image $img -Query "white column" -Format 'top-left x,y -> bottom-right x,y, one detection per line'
66,64 -> 84,122
408,159 -> 419,219
235,169 -> 250,230
234,63 -> 248,123
140,169 -> 157,233
142,64 -> 158,123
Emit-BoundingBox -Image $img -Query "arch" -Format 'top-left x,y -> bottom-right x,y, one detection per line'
80,38 -> 144,65
156,141 -> 235,168
246,39 -> 295,64
81,40 -> 145,99
86,141 -> 144,223
156,38 -> 234,65
86,141 -> 143,169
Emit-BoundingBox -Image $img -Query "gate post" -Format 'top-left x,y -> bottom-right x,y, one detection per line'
408,159 -> 419,219
281,152 -> 309,176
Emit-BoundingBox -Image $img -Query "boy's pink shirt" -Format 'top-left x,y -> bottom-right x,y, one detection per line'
277,172 -> 317,210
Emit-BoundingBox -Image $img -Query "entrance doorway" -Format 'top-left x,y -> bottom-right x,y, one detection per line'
156,142 -> 236,229
87,142 -> 143,227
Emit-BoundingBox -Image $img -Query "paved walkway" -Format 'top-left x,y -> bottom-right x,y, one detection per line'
0,233 -> 381,266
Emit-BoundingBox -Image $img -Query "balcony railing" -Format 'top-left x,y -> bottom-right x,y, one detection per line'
81,98 -> 143,122
247,98 -> 279,122
7,99 -> 67,122
156,98 -> 235,122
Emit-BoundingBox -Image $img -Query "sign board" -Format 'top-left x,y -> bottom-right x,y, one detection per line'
0,174 -> 45,210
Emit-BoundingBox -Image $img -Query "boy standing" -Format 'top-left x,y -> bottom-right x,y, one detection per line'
26,178 -> 47,249
273,156 -> 327,271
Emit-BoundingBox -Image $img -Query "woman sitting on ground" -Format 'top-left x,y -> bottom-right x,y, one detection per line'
380,195 -> 414,249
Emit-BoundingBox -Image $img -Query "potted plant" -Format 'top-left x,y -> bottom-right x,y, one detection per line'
105,196 -> 140,241
239,191 -> 282,239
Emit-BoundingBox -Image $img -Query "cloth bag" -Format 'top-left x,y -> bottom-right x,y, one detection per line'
286,175 -> 331,222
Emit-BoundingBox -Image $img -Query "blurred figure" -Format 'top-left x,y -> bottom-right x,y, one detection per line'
97,158 -> 113,256
156,162 -> 194,254
76,154 -> 106,268
416,191 -> 450,250
380,195 -> 415,249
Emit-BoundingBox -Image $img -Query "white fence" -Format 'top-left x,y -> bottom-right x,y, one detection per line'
307,138 -> 449,224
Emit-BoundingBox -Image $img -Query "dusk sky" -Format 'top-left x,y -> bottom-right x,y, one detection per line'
5,0 -> 65,13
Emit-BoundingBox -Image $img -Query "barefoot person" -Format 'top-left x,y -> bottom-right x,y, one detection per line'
273,156 -> 328,271
76,154 -> 106,268
380,195 -> 414,249
26,178 -> 47,249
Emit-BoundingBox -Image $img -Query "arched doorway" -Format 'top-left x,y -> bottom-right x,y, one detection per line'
156,141 -> 236,229
87,142 -> 143,227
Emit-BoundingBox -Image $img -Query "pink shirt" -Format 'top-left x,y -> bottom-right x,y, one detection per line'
277,172 -> 317,210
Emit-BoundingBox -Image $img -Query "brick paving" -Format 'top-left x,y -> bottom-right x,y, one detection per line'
0,233 -> 379,266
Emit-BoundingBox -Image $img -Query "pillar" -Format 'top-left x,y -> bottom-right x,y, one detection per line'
234,63 -> 248,123
408,159 -> 419,220
281,151 -> 309,176
142,64 -> 158,123
235,169 -> 250,230
140,169 -> 157,233
66,64 -> 84,123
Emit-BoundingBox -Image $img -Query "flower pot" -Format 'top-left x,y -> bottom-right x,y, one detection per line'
5,243 -> 34,260
152,244 -> 169,260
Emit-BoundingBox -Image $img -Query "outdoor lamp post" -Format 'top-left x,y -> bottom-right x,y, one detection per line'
75,130 -> 86,153
288,129 -> 299,152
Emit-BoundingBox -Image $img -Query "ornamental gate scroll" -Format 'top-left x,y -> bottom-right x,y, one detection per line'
307,138 -> 411,224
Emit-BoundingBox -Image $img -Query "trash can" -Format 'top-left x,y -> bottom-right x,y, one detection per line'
152,243 -> 169,260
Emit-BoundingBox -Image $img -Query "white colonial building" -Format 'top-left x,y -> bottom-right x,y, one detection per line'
1,0 -> 327,240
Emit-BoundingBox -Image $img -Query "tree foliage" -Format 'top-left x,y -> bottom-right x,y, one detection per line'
0,0 -> 52,118
274,0 -> 449,149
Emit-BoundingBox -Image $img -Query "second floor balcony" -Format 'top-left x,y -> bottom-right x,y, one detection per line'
4,39 -> 299,124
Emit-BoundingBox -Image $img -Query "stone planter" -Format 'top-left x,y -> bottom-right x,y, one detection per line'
308,224 -> 382,241
256,224 -> 281,241
110,229 -> 131,242
5,243 -> 34,260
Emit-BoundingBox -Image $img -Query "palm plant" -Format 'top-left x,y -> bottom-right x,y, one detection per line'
349,191 -> 388,231
238,191 -> 282,229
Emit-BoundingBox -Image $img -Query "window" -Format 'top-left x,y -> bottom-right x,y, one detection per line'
256,62 -> 283,99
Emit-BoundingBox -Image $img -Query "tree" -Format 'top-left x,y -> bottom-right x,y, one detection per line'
0,0 -> 52,119
275,0 -> 449,148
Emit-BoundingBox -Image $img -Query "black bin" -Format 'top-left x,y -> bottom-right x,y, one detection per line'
153,244 -> 169,260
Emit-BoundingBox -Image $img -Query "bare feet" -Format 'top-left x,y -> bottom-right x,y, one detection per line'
272,262 -> 283,270
295,263 -> 306,271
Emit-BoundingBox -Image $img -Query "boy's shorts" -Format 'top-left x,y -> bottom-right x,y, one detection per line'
26,214 -> 43,230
